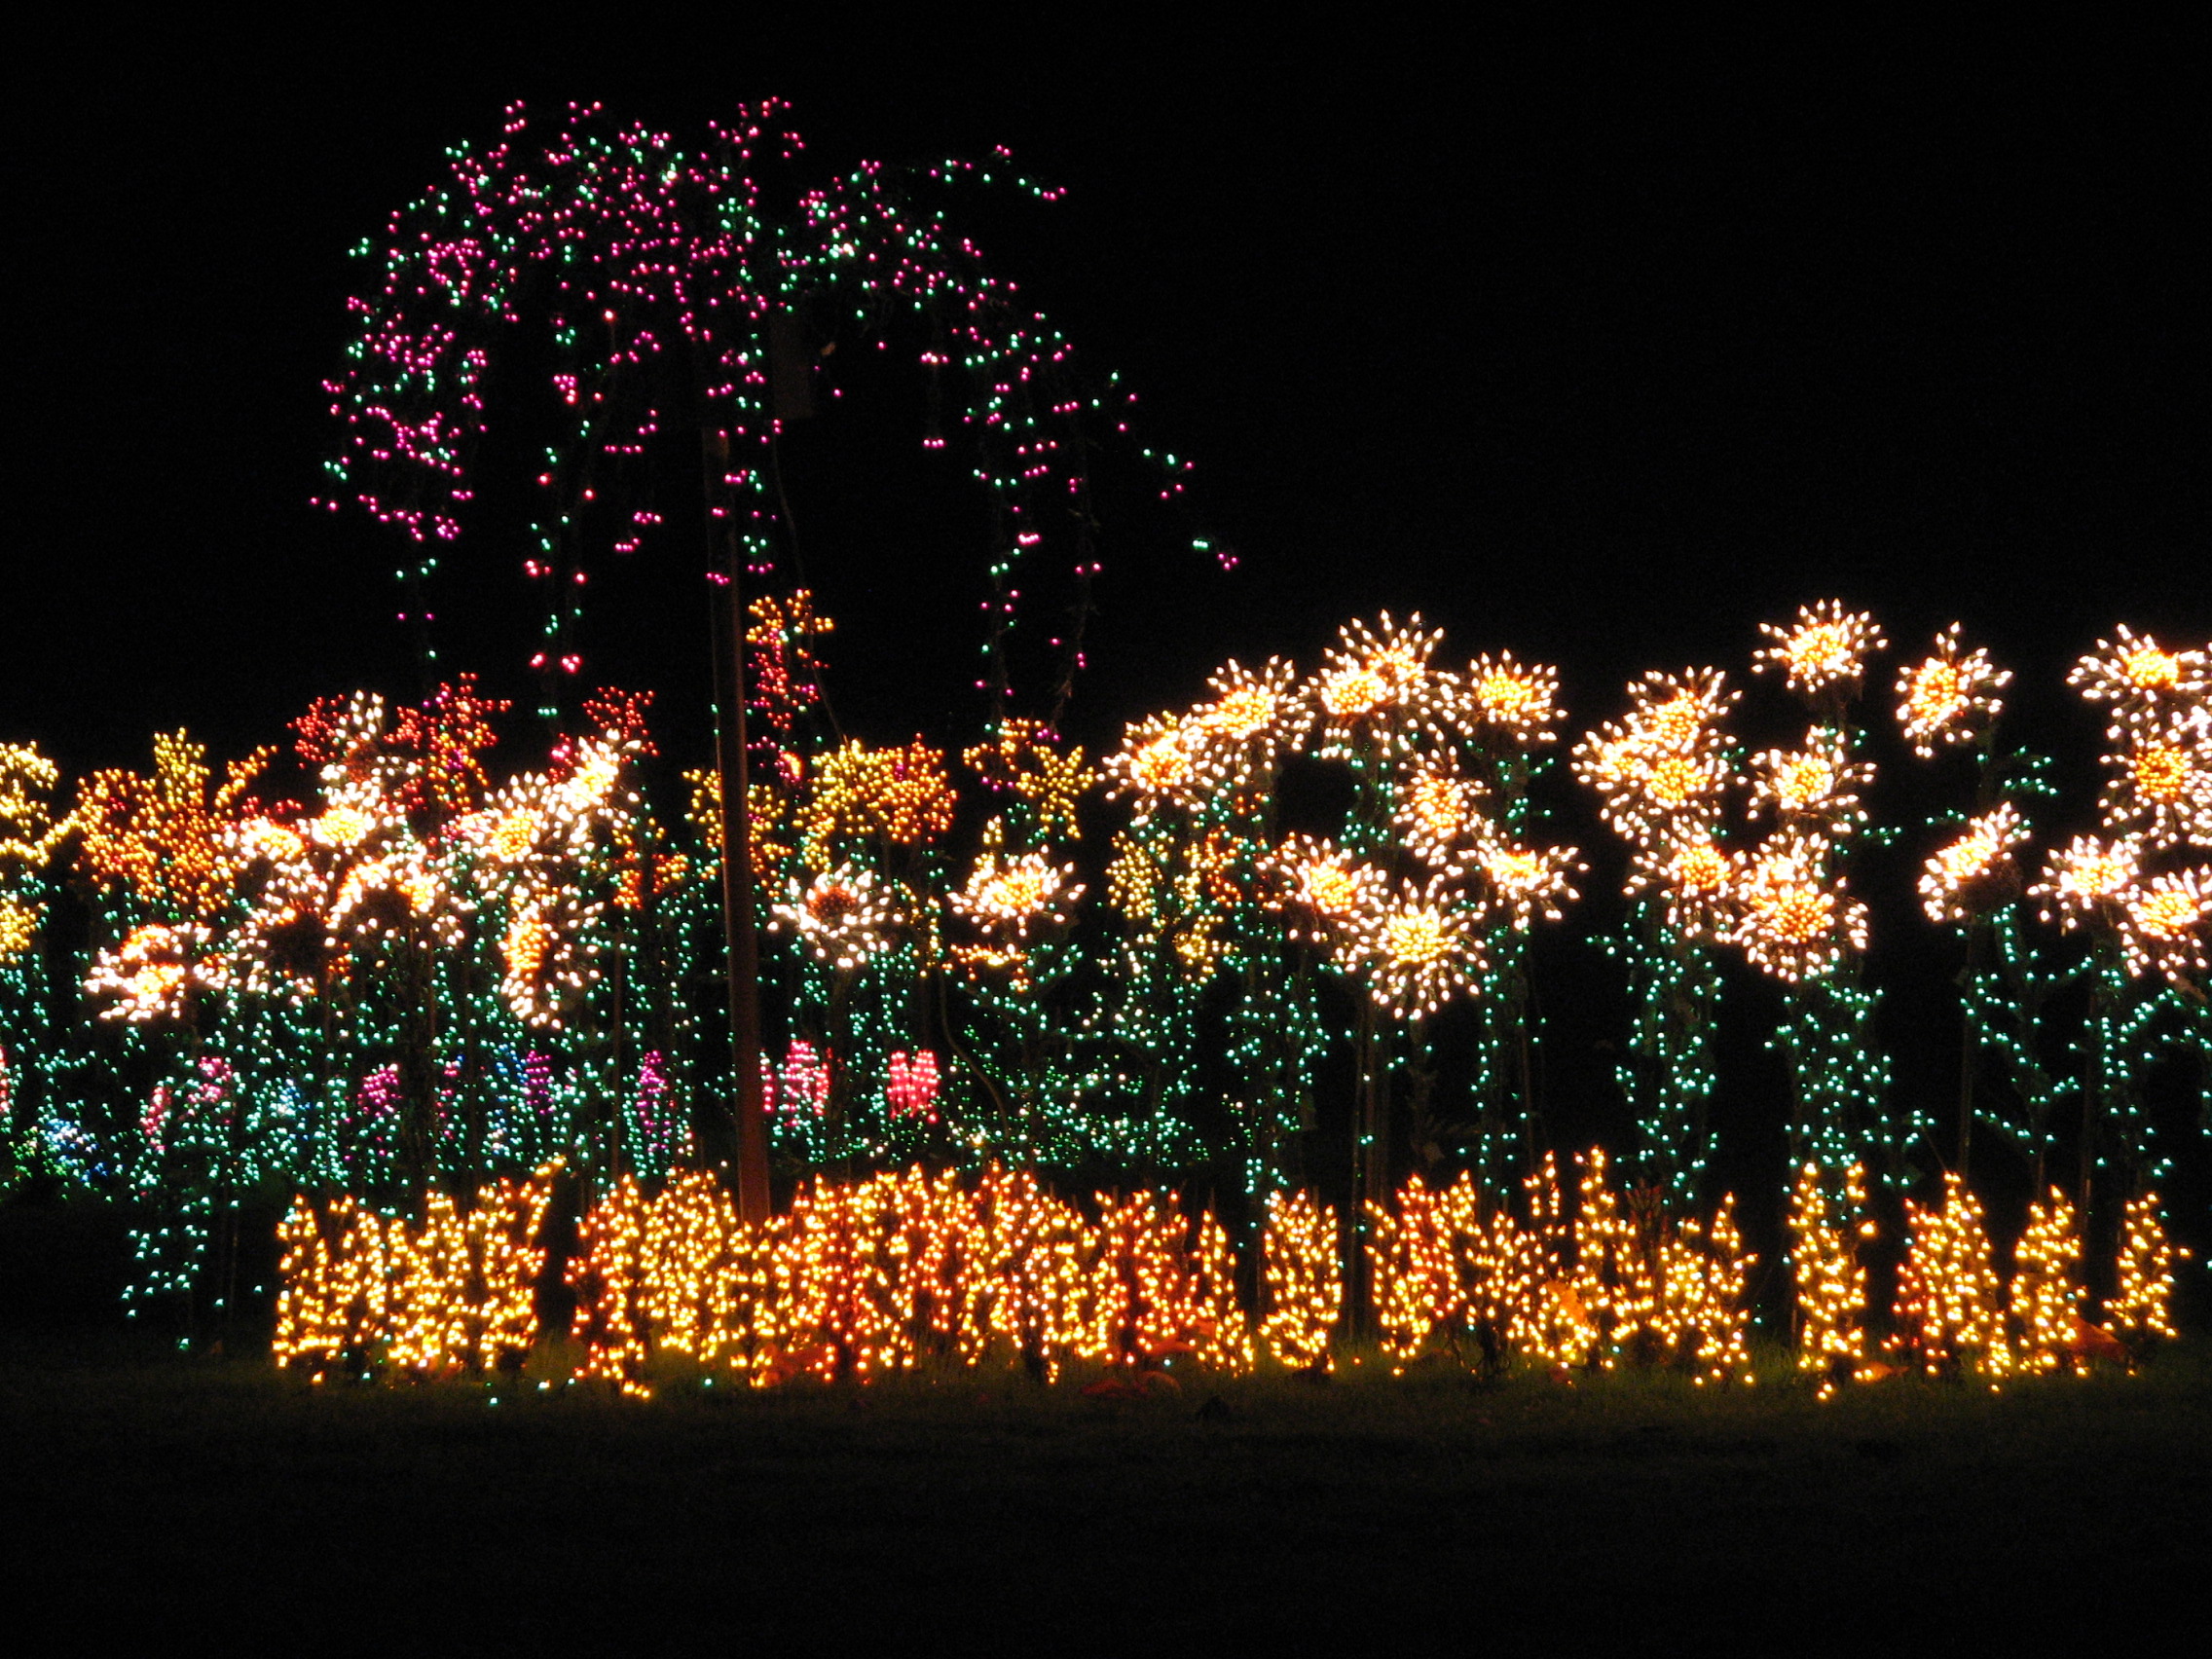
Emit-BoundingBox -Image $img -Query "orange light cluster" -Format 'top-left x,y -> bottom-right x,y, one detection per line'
1258,1189 -> 1344,1372
2109,1193 -> 2184,1344
2009,1187 -> 2084,1374
1729,839 -> 1869,983
1787,1161 -> 1872,1400
1364,1153 -> 1751,1382
800,738 -> 957,855
274,1165 -> 557,1381
1892,1172 -> 2011,1378
557,1164 -> 1263,1391
74,732 -> 270,923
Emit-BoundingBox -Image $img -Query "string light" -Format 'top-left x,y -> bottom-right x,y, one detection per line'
274,1164 -> 558,1380
321,102 -> 1205,713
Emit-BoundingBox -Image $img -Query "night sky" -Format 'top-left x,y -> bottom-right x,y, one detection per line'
6,22 -> 2206,1211
11,22 -> 2203,764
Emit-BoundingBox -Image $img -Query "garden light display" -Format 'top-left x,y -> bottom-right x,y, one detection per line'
0,608 -> 2203,1388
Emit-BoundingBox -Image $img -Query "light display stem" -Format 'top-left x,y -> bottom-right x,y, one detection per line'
702,427 -> 771,1221
1601,900 -> 1723,1205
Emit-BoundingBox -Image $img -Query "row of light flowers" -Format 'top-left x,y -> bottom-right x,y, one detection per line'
0,602 -> 2203,1340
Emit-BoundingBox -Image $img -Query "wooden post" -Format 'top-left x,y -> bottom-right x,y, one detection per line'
704,426 -> 771,1225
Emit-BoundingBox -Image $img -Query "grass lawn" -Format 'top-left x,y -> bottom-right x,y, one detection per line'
5,1332 -> 2206,1643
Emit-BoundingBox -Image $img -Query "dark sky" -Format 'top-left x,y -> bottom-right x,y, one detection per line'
8,19 -> 2203,775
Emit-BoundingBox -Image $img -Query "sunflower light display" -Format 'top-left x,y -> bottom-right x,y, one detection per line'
1574,669 -> 1743,1202
1744,604 -> 1908,1197
1896,627 -> 2077,1189
2036,630 -> 2212,1198
1098,655 -> 1325,1195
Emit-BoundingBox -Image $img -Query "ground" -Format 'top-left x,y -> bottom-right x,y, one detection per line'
5,1332 -> 2204,1643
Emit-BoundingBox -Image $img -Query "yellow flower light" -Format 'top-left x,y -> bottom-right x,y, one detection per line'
2032,833 -> 2141,929
1309,611 -> 1472,754
1393,765 -> 1489,868
1572,668 -> 1738,841
1343,877 -> 1485,1018
1895,624 -> 2010,757
770,864 -> 902,971
1919,802 -> 2027,923
2100,708 -> 2212,847
1750,726 -> 1872,831
1103,712 -> 1207,812
1183,656 -> 1311,794
950,822 -> 1084,941
85,922 -> 227,1023
1729,839 -> 1867,981
2118,867 -> 2210,982
1627,834 -> 1739,939
2068,625 -> 2210,720
1263,833 -> 1388,940
1471,834 -> 1582,928
801,739 -> 958,852
1466,650 -> 1563,746
1753,600 -> 1886,699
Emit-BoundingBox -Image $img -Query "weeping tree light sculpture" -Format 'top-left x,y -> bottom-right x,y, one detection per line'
321,100 -> 1203,1216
